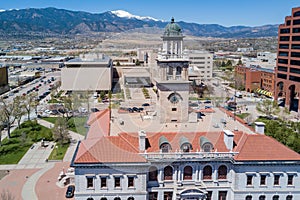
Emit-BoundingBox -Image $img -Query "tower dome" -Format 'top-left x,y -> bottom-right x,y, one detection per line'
164,17 -> 183,36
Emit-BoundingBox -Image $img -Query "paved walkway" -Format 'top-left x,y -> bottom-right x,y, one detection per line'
0,119 -> 84,200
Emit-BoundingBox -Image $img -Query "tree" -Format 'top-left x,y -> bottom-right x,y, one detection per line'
52,117 -> 70,145
21,92 -> 38,121
256,99 -> 280,118
14,96 -> 26,129
0,98 -> 18,139
237,59 -> 243,65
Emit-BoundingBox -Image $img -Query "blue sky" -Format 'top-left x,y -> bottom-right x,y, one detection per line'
0,0 -> 299,27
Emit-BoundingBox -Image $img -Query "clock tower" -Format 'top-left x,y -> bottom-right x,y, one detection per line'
155,18 -> 190,123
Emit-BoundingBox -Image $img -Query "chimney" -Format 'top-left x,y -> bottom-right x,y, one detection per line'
255,122 -> 265,134
138,130 -> 146,152
223,130 -> 235,151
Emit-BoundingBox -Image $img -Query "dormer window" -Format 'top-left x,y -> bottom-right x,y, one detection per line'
200,136 -> 213,152
161,143 -> 171,153
180,136 -> 192,152
159,136 -> 172,153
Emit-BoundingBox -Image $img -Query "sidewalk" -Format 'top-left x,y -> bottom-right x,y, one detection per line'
0,118 -> 84,200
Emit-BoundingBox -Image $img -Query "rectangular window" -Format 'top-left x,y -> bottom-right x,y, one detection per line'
149,192 -> 158,200
218,191 -> 227,200
101,177 -> 107,188
293,28 -> 300,33
288,175 -> 294,185
292,44 -> 300,49
247,175 -> 253,185
280,36 -> 290,41
172,108 -> 177,111
277,73 -> 287,79
279,44 -> 289,49
278,59 -> 288,64
293,19 -> 300,25
292,36 -> 300,41
279,51 -> 289,57
278,66 -> 288,72
274,175 -> 280,185
287,20 -> 291,25
280,28 -> 290,34
260,175 -> 266,185
289,75 -> 300,82
87,177 -> 94,188
128,177 -> 134,187
290,67 -> 300,74
115,177 -> 121,188
291,52 -> 300,58
291,60 -> 300,66
164,192 -> 173,200
206,191 -> 213,200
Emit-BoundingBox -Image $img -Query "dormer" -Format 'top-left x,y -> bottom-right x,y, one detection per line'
200,136 -> 213,152
179,136 -> 192,152
159,136 -> 172,153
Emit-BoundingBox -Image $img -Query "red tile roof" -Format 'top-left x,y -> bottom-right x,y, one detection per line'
234,134 -> 300,161
74,111 -> 300,163
86,109 -> 110,139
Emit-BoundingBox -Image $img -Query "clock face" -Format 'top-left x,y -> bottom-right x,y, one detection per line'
168,93 -> 181,104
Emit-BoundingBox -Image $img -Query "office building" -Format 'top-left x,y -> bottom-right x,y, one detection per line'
275,7 -> 300,112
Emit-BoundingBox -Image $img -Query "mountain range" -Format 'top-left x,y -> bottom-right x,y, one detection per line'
0,7 -> 279,38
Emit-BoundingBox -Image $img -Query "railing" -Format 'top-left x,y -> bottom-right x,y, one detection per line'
140,152 -> 238,160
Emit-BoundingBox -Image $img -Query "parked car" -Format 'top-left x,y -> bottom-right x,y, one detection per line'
142,103 -> 150,107
65,185 -> 75,198
91,108 -> 99,112
132,107 -> 140,112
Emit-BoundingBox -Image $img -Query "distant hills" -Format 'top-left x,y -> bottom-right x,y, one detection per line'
0,7 -> 279,38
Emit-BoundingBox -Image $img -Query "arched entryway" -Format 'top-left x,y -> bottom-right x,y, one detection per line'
289,84 -> 298,111
180,189 -> 207,200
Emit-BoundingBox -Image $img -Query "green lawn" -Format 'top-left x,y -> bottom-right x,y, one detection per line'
236,113 -> 250,119
0,121 -> 53,164
43,116 -> 88,136
48,143 -> 69,160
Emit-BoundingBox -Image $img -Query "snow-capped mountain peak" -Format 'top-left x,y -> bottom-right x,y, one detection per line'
111,10 -> 160,21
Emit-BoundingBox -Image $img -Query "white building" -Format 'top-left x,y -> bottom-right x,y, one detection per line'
187,50 -> 213,84
71,111 -> 300,200
61,53 -> 113,91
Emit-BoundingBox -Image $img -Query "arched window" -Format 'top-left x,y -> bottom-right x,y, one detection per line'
101,198 -> 107,200
203,165 -> 212,180
87,198 -> 94,200
246,195 -> 252,200
149,166 -> 158,181
218,165 -> 227,179
180,136 -> 192,152
286,195 -> 293,200
273,195 -> 279,200
159,136 -> 172,153
160,143 -> 171,153
183,166 -> 193,180
114,197 -> 121,200
164,166 -> 173,180
168,67 -> 173,75
128,197 -> 134,200
176,66 -> 182,75
259,196 -> 266,200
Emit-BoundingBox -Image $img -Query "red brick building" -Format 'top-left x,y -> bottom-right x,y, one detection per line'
275,7 -> 300,112
235,65 -> 275,96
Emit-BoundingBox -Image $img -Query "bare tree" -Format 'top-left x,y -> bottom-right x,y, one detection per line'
21,92 -> 38,121
14,96 -> 26,129
0,98 -> 18,139
52,117 -> 70,145
256,99 -> 280,118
